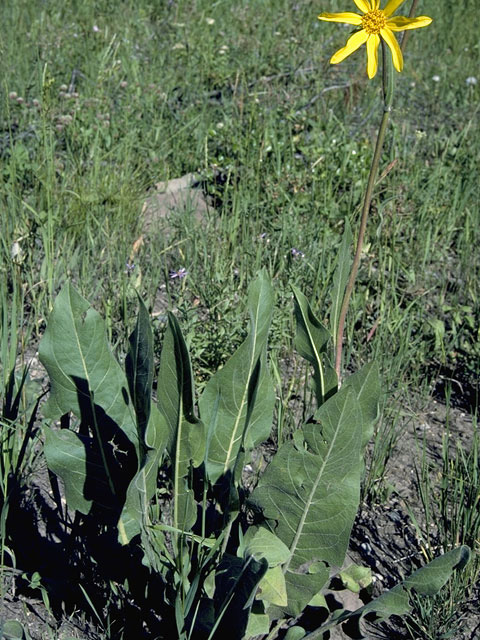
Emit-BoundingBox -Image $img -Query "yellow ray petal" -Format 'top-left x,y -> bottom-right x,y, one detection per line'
318,12 -> 363,26
387,15 -> 433,31
370,0 -> 380,8
330,29 -> 369,64
380,27 -> 403,72
366,34 -> 380,79
352,0 -> 371,13
383,0 -> 406,17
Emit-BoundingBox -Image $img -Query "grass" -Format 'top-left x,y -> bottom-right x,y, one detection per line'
1,0 -> 479,637
408,399 -> 479,639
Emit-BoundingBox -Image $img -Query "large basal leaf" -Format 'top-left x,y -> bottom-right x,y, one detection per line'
39,283 -> 139,448
402,545 -> 470,595
257,565 -> 288,606
43,427 -> 96,515
241,526 -> 290,567
341,361 -> 381,449
118,297 -> 170,544
199,270 -> 274,485
293,286 -> 337,408
39,283 -> 139,516
284,565 -> 329,616
213,554 -> 268,639
44,423 -> 135,518
245,611 -> 270,637
118,405 -> 169,544
250,386 -> 363,613
125,293 -> 154,453
157,312 -> 205,534
308,546 -> 471,639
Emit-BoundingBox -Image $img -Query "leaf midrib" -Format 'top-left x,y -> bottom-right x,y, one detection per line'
299,300 -> 325,403
68,286 -> 116,497
282,397 -> 348,575
222,299 -> 262,475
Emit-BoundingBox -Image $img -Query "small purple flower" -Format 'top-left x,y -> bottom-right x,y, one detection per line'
125,261 -> 135,275
290,248 -> 305,258
93,24 -> 100,33
259,232 -> 270,244
170,267 -> 188,280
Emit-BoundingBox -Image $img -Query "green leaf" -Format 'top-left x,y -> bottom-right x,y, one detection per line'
255,386 -> 362,568
44,422 -> 136,519
284,627 -> 306,640
118,405 -> 169,544
242,526 -> 291,567
342,362 -> 381,448
339,564 -> 372,593
43,427 -> 93,515
310,546 -> 472,639
39,284 -> 139,518
308,591 -> 327,608
354,547 -> 471,626
293,286 -> 337,407
125,293 -> 154,454
257,565 -> 288,606
284,564 -> 329,616
403,544 -> 471,596
330,219 -> 352,351
158,312 -> 205,535
0,620 -> 29,640
213,554 -> 268,639
204,569 -> 216,599
39,283 -> 139,450
118,298 -> 170,544
245,612 -> 270,637
199,270 -> 274,484
250,386 -> 363,613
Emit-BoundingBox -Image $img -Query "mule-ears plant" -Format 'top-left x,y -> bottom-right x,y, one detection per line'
36,272 -> 470,640
14,1 -> 472,638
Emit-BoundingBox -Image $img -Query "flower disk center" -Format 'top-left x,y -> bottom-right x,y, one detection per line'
361,9 -> 387,34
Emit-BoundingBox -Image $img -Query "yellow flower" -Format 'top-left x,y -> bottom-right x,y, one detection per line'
318,0 -> 432,79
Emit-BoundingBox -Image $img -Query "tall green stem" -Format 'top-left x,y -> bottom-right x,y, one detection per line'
334,42 -> 394,381
400,0 -> 420,53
